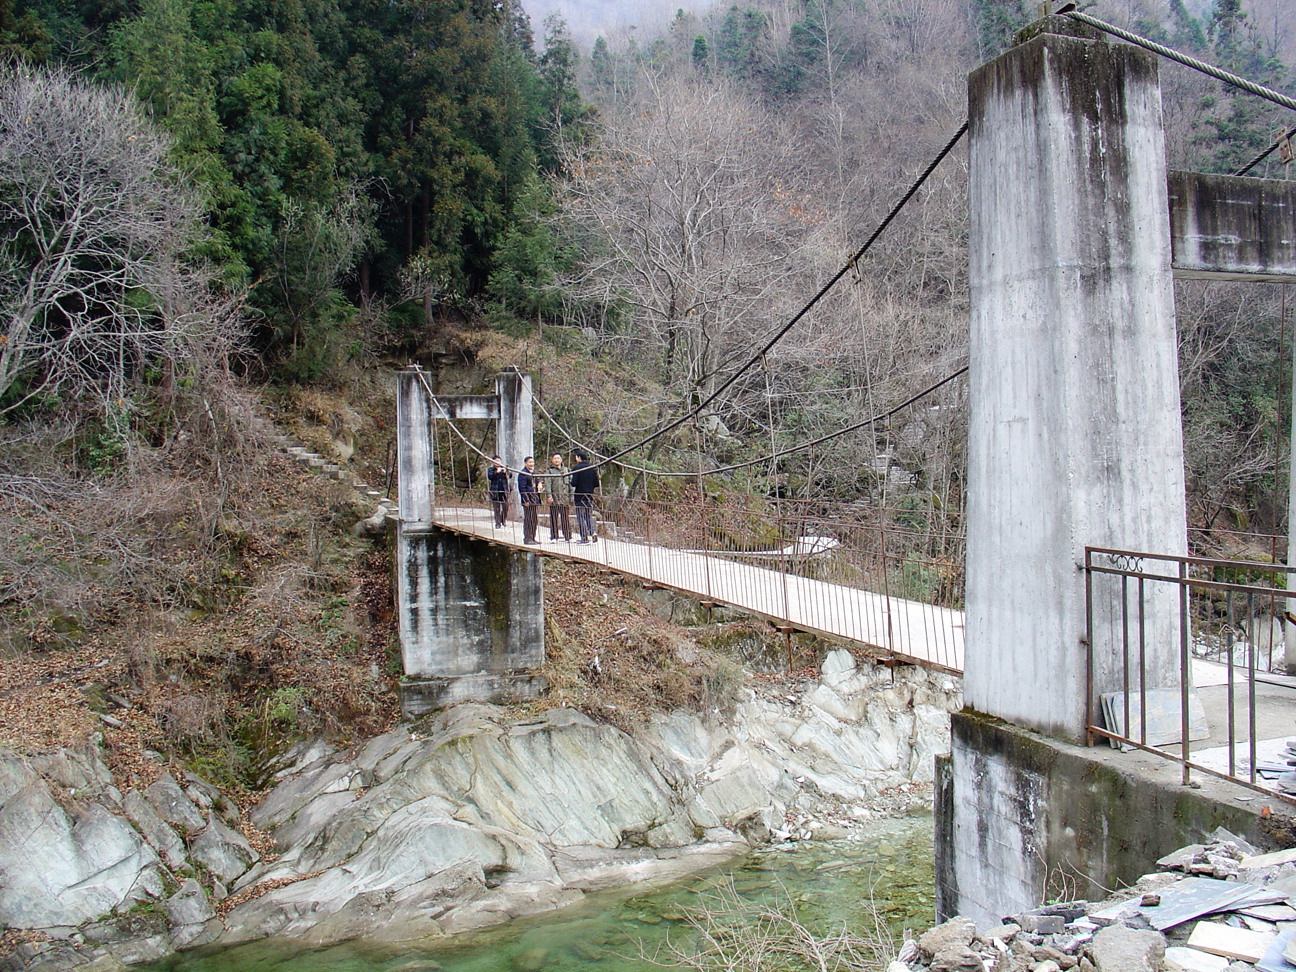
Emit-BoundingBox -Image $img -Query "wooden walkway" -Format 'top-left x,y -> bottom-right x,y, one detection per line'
429,506 -> 965,674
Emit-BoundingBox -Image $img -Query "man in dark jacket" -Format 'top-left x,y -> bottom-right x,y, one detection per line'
570,451 -> 600,544
486,455 -> 510,528
517,456 -> 542,544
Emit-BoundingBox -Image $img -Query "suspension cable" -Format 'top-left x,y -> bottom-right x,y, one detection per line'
430,362 -> 969,484
1058,5 -> 1296,114
698,366 -> 968,477
583,119 -> 971,473
1234,127 -> 1295,177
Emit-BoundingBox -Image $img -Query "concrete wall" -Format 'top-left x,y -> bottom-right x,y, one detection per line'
936,712 -> 1279,926
964,28 -> 1187,744
396,528 -> 544,677
1169,171 -> 1296,282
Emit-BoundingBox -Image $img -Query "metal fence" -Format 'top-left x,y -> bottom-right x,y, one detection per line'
1084,544 -> 1296,800
428,483 -> 966,672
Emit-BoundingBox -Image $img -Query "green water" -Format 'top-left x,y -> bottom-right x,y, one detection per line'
148,813 -> 934,972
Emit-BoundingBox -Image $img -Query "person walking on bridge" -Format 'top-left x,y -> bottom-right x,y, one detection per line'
487,455 -> 510,528
571,451 -> 600,544
546,453 -> 573,542
518,456 -> 542,544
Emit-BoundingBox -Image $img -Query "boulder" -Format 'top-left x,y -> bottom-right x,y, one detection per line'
122,789 -> 187,872
189,816 -> 257,884
1087,926 -> 1166,972
920,917 -> 978,960
0,781 -> 161,928
164,880 -> 214,927
820,648 -> 858,685
931,946 -> 987,972
144,775 -> 205,835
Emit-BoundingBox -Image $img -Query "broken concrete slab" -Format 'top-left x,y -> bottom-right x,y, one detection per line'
1185,922 -> 1276,963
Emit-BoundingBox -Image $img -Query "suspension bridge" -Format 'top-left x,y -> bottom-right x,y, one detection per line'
386,3 -> 1296,931
425,493 -> 966,675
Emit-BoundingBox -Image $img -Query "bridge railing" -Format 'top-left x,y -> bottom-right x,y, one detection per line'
429,483 -> 965,669
1084,544 -> 1296,802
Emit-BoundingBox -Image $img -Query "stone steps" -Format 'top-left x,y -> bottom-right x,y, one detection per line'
261,415 -> 398,526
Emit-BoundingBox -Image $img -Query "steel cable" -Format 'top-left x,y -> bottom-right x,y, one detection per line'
582,119 -> 971,474
1059,5 -> 1296,114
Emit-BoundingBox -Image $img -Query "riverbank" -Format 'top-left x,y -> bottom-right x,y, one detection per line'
1,649 -> 958,971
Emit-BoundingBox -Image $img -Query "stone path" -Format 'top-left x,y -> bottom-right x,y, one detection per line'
428,505 -> 966,674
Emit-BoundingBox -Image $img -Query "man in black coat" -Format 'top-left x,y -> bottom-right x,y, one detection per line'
570,451 -> 600,544
517,456 -> 542,544
486,455 -> 510,528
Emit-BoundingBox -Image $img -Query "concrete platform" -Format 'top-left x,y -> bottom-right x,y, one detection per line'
1173,660 -> 1296,796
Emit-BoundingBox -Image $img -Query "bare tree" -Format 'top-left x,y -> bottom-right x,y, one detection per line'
559,73 -> 806,410
0,65 -> 213,414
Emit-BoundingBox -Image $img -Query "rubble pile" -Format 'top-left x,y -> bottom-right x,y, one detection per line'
896,831 -> 1296,972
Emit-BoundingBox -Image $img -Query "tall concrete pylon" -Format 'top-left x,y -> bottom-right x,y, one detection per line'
963,17 -> 1188,744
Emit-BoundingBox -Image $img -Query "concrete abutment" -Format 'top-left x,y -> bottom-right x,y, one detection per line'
936,711 -> 1281,925
941,17 -> 1296,922
394,367 -> 546,717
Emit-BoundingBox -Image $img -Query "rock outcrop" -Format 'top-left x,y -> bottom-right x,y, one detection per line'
4,650 -> 960,970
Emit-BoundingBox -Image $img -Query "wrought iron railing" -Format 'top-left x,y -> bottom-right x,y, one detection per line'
1084,545 -> 1296,802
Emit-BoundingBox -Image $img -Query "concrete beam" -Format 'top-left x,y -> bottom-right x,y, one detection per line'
1169,170 -> 1296,281
431,396 -> 500,421
965,29 -> 1187,743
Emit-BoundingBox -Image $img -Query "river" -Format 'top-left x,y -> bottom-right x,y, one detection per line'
144,812 -> 934,972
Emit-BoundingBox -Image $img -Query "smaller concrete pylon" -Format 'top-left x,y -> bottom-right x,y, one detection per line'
395,367 -> 435,527
495,371 -> 534,520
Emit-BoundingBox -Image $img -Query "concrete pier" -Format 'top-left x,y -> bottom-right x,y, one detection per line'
964,21 -> 1186,745
393,367 -> 546,717
948,19 -> 1190,925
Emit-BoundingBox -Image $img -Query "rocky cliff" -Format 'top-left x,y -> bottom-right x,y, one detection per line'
2,649 -> 958,970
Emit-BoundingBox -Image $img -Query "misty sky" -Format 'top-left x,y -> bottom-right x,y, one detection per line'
522,0 -> 718,47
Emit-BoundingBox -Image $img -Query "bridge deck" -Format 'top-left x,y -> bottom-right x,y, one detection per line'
428,507 -> 965,674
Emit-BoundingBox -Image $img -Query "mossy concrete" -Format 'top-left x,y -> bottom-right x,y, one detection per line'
936,710 -> 1296,924
396,527 -> 545,718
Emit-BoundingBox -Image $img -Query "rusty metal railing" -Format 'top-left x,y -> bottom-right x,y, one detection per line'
1084,545 -> 1296,802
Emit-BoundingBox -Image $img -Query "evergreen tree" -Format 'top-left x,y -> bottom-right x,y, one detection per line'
692,34 -> 709,74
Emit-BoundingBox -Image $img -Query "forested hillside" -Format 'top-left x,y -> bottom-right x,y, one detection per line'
2,0 -> 1292,526
1,0 -> 1295,759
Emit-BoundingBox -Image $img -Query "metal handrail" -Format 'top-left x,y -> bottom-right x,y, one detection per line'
1084,544 -> 1296,804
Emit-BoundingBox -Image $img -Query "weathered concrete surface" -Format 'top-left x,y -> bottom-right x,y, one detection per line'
396,529 -> 544,692
395,367 -> 437,527
495,370 -> 532,519
965,28 -> 1187,744
935,710 -> 1288,927
1168,171 -> 1296,282
394,368 -> 544,710
400,672 -> 550,719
